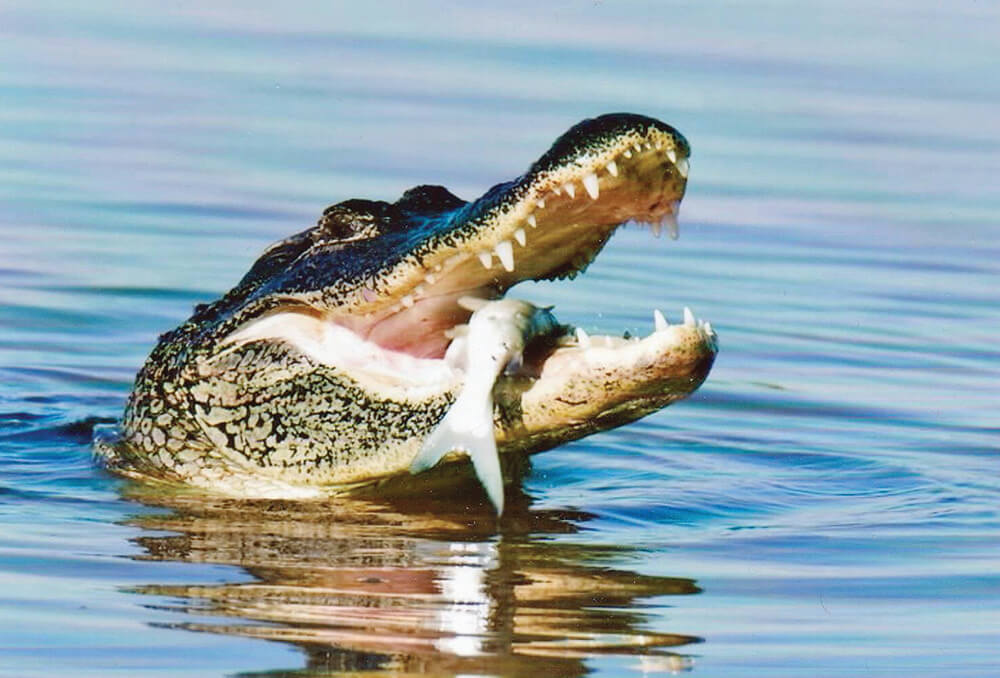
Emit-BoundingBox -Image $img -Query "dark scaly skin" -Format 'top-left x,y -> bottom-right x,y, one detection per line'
104,113 -> 715,497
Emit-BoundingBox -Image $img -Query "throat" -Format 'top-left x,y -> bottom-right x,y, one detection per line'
363,297 -> 472,359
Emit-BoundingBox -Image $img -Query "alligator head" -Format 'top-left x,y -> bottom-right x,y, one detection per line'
107,113 -> 717,500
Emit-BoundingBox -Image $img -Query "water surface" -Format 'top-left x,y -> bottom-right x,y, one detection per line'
2,1 -> 998,676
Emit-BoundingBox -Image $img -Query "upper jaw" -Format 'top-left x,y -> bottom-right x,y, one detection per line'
344,114 -> 691,352
398,113 -> 690,299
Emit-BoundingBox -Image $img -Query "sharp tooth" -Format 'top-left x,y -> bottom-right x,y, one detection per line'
704,321 -> 714,335
575,327 -> 591,348
458,296 -> 489,311
661,212 -> 679,240
494,240 -> 515,272
401,294 -> 415,308
424,272 -> 437,285
676,158 -> 689,178
644,142 -> 653,150
444,324 -> 468,339
651,220 -> 663,238
623,149 -> 632,159
563,182 -> 576,199
606,160 -> 618,177
513,228 -> 526,246
683,307 -> 695,326
654,309 -> 669,332
666,148 -> 677,164
582,173 -> 600,200
536,198 -> 545,208
527,214 -> 537,228
478,251 -> 493,269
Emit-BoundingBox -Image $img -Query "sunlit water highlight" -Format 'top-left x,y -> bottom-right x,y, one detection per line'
1,1 -> 998,676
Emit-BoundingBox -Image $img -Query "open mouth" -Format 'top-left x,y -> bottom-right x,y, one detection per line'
357,114 -> 714,359
225,114 -> 717,414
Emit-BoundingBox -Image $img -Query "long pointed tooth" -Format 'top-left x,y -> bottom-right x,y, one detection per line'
478,251 -> 493,269
575,327 -> 591,349
536,198 -> 545,208
458,296 -> 489,312
644,142 -> 653,150
460,297 -> 490,312
553,186 -> 562,196
683,307 -> 695,326
666,148 -> 677,164
494,240 -> 515,272
654,309 -> 669,332
633,143 -> 642,154
527,214 -> 537,228
563,182 -> 576,199
606,160 -> 618,177
661,212 -> 679,240
582,173 -> 600,200
444,323 -> 468,339
651,220 -> 663,238
623,149 -> 633,159
513,228 -> 526,246
401,294 -> 415,308
676,158 -> 689,178
704,321 -> 714,335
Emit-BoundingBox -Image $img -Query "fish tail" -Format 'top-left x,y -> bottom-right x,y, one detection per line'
409,396 -> 505,515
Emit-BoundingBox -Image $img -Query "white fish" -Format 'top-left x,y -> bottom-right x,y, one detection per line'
409,298 -> 560,515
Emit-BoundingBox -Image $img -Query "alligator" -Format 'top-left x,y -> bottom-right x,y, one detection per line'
99,113 -> 717,505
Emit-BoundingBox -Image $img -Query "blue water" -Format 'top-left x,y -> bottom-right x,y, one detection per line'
2,1 -> 998,676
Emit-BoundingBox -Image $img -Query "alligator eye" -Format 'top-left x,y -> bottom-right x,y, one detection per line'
316,200 -> 389,241
395,185 -> 466,214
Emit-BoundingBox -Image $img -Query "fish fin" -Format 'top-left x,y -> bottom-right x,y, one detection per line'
410,396 -> 505,515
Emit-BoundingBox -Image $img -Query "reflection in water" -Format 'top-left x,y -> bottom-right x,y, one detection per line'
124,480 -> 701,677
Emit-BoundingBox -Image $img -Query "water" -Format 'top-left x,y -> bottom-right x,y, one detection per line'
2,1 -> 998,675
